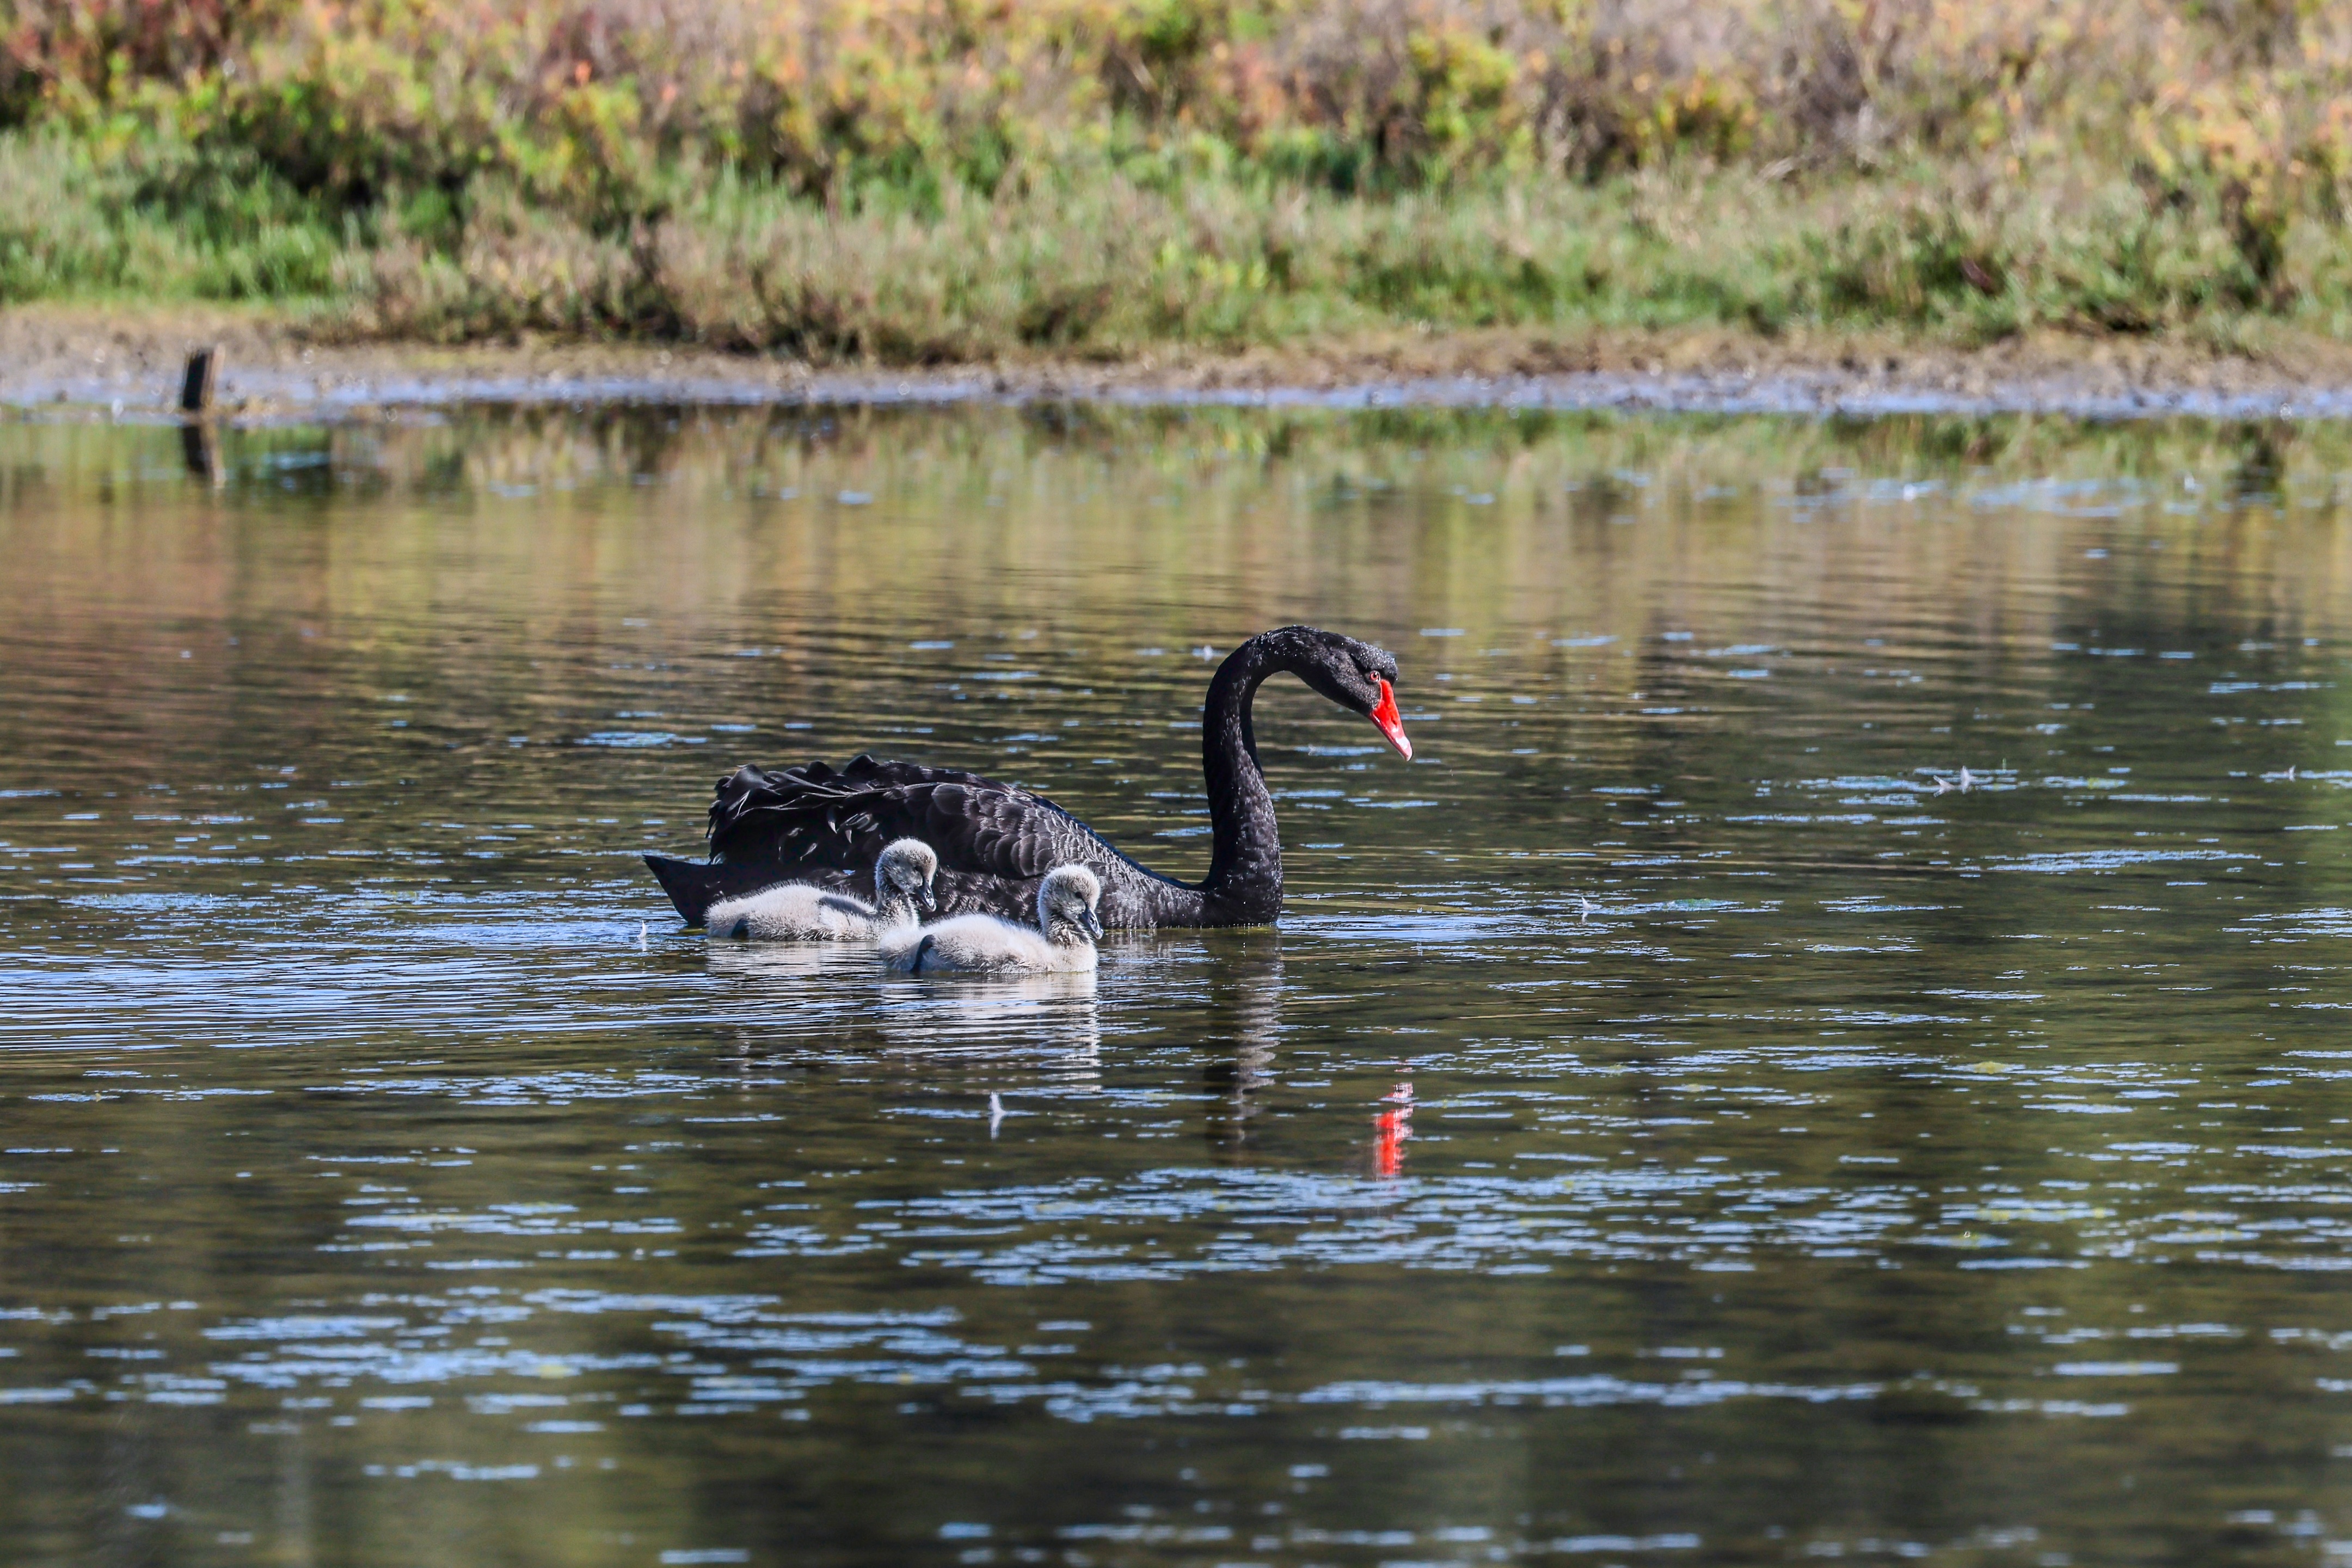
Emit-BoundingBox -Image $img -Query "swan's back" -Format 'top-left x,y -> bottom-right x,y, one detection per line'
879,863 -> 1101,974
879,914 -> 1089,974
706,837 -> 938,942
708,884 -> 876,941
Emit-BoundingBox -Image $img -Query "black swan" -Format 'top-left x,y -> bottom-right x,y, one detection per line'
880,864 -> 1103,974
642,624 -> 1409,929
705,838 -> 937,941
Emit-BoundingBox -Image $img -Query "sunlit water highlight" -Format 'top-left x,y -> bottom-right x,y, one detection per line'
5,407 -> 2352,1563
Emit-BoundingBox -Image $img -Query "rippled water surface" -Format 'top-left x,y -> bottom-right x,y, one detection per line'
11,405 -> 2352,1565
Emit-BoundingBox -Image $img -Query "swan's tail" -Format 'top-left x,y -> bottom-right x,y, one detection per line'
642,853 -> 807,925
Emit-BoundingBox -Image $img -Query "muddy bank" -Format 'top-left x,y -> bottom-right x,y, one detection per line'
10,305 -> 2352,421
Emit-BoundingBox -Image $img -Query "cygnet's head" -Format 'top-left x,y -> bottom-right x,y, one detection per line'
1037,864 -> 1103,942
874,838 -> 938,912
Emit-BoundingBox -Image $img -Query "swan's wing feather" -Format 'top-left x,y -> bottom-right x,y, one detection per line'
918,783 -> 1062,880
839,753 -> 1003,791
710,757 -> 1017,854
689,753 -> 1209,926
708,759 -> 1074,883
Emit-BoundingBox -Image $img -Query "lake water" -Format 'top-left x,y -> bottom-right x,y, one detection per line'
5,404 -> 2352,1565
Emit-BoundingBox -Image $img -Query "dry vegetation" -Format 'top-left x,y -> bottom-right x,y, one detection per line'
3,0 -> 2350,358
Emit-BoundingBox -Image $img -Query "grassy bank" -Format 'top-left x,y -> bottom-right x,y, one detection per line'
5,1 -> 2352,360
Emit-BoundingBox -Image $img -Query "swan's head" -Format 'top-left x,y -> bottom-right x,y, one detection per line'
1263,625 -> 1410,762
1038,864 -> 1103,942
874,838 -> 938,913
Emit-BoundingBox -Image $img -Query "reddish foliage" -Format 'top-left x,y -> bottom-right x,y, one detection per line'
1,0 -> 265,116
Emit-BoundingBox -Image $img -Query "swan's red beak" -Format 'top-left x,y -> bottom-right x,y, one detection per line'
1369,678 -> 1411,761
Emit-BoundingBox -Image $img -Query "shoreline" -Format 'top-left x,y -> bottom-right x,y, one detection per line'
11,305 -> 2352,423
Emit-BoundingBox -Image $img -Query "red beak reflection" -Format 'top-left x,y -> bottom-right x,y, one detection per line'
1373,1080 -> 1414,1179
1369,678 -> 1412,761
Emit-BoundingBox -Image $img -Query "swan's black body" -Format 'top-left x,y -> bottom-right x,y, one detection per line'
642,626 -> 1405,928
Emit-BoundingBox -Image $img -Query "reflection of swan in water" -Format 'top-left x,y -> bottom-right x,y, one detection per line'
873,966 -> 1103,1080
702,937 -> 868,983
699,933 -> 1100,1075
1200,933 -> 1283,1154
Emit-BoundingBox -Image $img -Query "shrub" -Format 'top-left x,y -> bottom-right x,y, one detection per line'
2,0 -> 2350,347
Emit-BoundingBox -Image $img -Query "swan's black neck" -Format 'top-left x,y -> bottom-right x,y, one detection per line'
1197,635 -> 1286,923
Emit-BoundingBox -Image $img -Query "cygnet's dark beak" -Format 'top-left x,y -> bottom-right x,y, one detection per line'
916,886 -> 936,913
1082,908 -> 1104,941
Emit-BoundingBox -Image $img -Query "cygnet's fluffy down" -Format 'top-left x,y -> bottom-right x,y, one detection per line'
881,864 -> 1103,974
707,838 -> 938,941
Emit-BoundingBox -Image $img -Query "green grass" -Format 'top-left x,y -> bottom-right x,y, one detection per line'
0,136 -> 347,304
8,128 -> 2352,362
4,0 -> 2349,361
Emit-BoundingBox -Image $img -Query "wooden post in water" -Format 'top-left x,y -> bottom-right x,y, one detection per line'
180,347 -> 220,415
179,347 -> 224,485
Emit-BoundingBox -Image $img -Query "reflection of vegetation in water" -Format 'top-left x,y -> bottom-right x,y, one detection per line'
9,407 -> 2352,653
7,404 -> 2351,845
